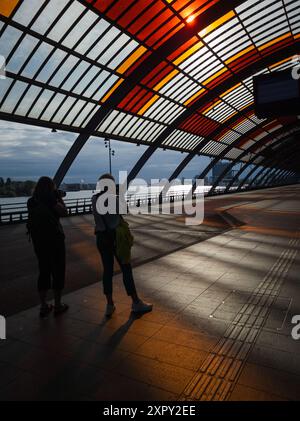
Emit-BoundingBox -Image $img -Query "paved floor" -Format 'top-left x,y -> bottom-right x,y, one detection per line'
1,197 -> 228,316
0,185 -> 300,401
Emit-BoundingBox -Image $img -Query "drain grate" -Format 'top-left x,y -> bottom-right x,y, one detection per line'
181,236 -> 299,401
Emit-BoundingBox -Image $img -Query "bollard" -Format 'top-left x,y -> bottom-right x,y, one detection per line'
0,315 -> 6,340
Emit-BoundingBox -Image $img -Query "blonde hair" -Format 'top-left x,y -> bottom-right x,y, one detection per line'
98,173 -> 115,182
96,173 -> 116,193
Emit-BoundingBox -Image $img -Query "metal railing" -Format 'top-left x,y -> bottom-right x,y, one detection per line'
0,181 -> 294,225
0,187 -> 229,225
0,197 -> 93,224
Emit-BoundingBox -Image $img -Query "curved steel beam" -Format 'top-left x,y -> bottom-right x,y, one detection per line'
230,149 -> 281,192
224,134 -> 296,193
198,123 -> 298,193
234,129 -> 300,191
238,165 -> 263,190
226,161 -> 259,193
127,42 -> 300,184
268,166 -> 292,185
257,152 -> 298,188
280,171 -> 292,184
269,165 -> 298,185
168,102 -> 255,182
247,167 -> 269,189
249,152 -> 298,188
252,165 -> 277,188
284,171 -> 299,185
231,150 -> 276,192
263,148 -> 300,186
271,169 -> 294,186
288,173 -> 300,183
239,156 -> 279,191
243,162 -> 274,190
53,0 -> 244,186
261,158 -> 291,186
265,167 -> 284,186
168,61 -> 300,187
247,164 -> 274,190
239,130 -> 300,190
284,172 -> 299,184
270,169 -> 290,186
207,123 -> 300,195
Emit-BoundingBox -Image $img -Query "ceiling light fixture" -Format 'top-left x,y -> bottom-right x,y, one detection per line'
186,15 -> 195,24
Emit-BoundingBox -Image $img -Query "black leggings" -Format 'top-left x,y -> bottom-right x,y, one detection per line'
96,231 -> 137,296
33,236 -> 65,291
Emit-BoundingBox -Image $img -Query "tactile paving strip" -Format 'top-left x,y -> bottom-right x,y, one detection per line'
181,236 -> 299,401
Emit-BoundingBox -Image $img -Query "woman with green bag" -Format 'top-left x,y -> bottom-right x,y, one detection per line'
92,173 -> 152,317
115,217 -> 134,265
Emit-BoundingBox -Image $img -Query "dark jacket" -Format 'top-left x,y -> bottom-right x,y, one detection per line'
27,195 -> 65,242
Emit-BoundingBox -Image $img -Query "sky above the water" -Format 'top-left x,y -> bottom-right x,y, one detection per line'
0,120 -> 212,183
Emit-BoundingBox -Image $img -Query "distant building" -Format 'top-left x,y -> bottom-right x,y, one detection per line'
212,161 -> 234,185
192,175 -> 211,186
60,183 -> 96,192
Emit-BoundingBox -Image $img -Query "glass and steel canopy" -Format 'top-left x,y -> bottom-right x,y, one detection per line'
0,0 -> 299,185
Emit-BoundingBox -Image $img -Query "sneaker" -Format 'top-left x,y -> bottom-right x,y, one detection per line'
54,303 -> 69,317
39,304 -> 53,318
105,304 -> 116,317
132,300 -> 153,314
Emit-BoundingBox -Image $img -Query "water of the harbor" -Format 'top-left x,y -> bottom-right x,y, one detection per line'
0,185 -> 218,206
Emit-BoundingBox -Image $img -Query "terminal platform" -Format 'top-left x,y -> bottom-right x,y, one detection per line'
0,185 -> 300,401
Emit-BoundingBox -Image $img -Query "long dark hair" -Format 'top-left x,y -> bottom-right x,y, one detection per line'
33,176 -> 56,203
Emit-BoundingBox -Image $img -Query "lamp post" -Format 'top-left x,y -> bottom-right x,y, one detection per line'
104,137 -> 115,175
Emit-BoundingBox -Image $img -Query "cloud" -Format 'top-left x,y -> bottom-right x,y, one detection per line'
0,120 -> 73,159
0,120 -> 211,183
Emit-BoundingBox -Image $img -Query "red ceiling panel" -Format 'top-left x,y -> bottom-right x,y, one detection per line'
260,35 -> 294,58
179,113 -> 220,136
227,50 -> 260,73
117,86 -> 142,110
141,62 -> 174,88
120,1 -> 164,32
173,0 -> 220,19
204,69 -> 232,90
125,51 -> 152,76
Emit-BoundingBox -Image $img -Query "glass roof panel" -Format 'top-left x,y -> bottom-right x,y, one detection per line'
74,19 -> 111,56
61,9 -> 99,50
0,80 -> 27,113
12,0 -> 47,27
40,92 -> 65,121
47,2 -> 85,43
0,0 -> 299,162
6,34 -> 39,73
30,0 -> 71,35
14,85 -> 42,116
27,89 -> 55,119
21,42 -> 55,78
35,49 -> 67,83
0,25 -> 22,58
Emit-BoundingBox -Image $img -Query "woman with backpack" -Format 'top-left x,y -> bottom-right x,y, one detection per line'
92,173 -> 152,317
27,176 -> 69,317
